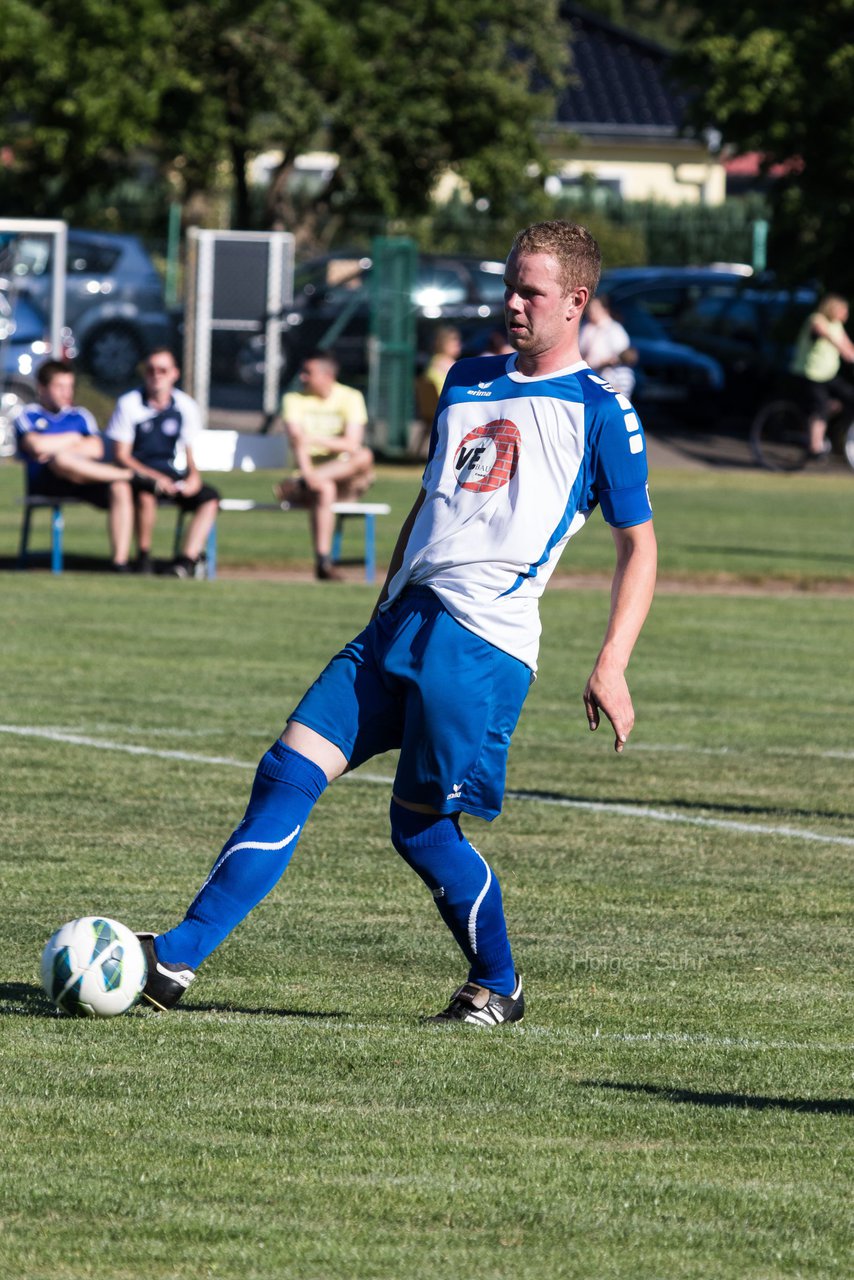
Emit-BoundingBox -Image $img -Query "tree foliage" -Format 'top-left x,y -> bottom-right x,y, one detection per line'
0,0 -> 569,244
673,3 -> 854,291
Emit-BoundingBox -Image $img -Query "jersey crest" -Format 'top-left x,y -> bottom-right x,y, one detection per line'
454,419 -> 520,493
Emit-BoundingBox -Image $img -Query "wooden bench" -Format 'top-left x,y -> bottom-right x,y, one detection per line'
19,429 -> 391,581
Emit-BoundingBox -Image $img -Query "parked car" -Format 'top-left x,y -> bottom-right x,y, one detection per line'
668,285 -> 817,409
0,290 -> 76,457
5,228 -> 173,386
598,266 -> 817,413
598,266 -> 755,335
225,250 -> 507,387
605,301 -> 725,409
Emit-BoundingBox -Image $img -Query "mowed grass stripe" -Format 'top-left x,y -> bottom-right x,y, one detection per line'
2,721 -> 853,848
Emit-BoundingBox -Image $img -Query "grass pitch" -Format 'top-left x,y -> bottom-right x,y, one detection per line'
0,460 -> 853,1279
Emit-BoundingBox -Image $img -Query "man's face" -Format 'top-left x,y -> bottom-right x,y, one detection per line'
504,250 -> 582,360
144,354 -> 179,396
300,358 -> 335,397
40,372 -> 75,413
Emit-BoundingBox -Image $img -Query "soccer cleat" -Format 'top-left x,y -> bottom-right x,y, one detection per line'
425,973 -> 524,1026
136,932 -> 195,1010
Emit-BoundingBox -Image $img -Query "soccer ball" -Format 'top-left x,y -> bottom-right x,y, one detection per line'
40,916 -> 147,1017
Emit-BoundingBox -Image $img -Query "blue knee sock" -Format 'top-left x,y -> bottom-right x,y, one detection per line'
156,741 -> 327,969
389,799 -> 516,995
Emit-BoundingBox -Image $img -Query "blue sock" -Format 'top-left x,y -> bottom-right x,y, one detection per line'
389,800 -> 516,995
156,741 -> 327,969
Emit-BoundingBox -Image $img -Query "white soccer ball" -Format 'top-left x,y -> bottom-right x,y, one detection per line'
40,916 -> 147,1017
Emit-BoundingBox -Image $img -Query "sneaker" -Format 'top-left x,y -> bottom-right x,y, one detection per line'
135,551 -> 154,576
164,555 -> 196,579
425,973 -> 524,1026
316,559 -> 346,581
136,932 -> 195,1010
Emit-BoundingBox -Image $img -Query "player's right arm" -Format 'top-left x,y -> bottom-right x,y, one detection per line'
370,487 -> 427,620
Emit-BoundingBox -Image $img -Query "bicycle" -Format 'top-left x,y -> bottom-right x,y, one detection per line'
750,388 -> 854,471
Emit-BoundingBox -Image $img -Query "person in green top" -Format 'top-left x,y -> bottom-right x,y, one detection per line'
790,294 -> 854,458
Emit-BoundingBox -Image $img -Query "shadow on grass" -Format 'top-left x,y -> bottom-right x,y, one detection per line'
0,554 -> 113,574
0,982 -> 57,1017
580,1079 -> 854,1116
0,984 -> 348,1021
176,1001 -> 349,1019
509,787 -> 854,824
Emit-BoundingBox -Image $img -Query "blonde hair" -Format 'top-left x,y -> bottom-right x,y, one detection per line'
511,220 -> 601,298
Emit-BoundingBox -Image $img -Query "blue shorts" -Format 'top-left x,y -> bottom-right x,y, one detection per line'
289,588 -> 531,820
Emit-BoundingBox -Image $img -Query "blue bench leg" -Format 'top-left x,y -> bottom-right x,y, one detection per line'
364,515 -> 376,583
332,519 -> 343,566
206,523 -> 218,580
51,504 -> 64,574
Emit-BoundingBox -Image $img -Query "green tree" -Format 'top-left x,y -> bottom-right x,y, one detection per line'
673,3 -> 854,291
1,0 -> 569,243
0,0 -> 176,216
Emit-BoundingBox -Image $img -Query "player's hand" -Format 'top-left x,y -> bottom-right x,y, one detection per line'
583,659 -> 635,754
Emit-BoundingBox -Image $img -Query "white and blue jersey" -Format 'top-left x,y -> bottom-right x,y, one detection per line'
15,402 -> 99,486
383,353 -> 653,672
106,387 -> 202,479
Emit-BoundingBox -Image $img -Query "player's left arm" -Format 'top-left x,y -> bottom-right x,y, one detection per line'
583,519 -> 657,753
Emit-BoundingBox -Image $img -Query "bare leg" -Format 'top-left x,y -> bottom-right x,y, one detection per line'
181,498 -> 219,562
50,439 -> 134,484
281,720 -> 349,782
307,479 -> 338,558
108,481 -> 134,564
135,490 -> 159,555
809,414 -> 828,454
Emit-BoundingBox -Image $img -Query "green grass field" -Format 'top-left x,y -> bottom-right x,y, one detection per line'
1,458 -> 853,1279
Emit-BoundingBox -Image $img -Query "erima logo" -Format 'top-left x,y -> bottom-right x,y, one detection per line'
467,388 -> 492,397
478,381 -> 493,389
446,782 -> 463,800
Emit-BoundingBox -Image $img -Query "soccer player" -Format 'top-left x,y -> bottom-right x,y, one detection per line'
138,221 -> 657,1025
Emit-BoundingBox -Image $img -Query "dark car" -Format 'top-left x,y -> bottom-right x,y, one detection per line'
6,228 -> 173,385
228,250 -> 507,387
0,291 -> 76,457
668,285 -> 817,409
599,266 -> 817,412
606,301 -> 725,409
598,265 -> 753,321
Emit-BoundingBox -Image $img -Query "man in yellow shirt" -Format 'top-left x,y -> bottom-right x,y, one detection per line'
275,351 -> 375,580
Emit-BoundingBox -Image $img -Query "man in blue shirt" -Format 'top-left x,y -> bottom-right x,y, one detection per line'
15,360 -> 134,571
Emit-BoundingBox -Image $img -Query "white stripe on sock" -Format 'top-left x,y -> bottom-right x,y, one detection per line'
467,846 -> 492,955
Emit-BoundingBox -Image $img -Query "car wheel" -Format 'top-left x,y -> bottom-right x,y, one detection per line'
84,324 -> 145,386
0,381 -> 34,457
235,333 -> 291,388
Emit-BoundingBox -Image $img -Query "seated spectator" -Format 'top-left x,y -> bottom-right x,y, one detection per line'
579,295 -> 638,398
15,359 -> 134,572
106,349 -> 220,577
485,327 -> 515,356
414,325 -> 463,455
274,351 -> 374,582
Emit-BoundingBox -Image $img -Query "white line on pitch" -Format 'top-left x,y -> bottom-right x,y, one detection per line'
3,722 -> 853,849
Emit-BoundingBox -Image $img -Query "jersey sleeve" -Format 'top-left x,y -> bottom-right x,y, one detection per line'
177,392 -> 203,447
589,396 -> 653,527
345,387 -> 368,429
105,394 -> 136,444
78,407 -> 99,437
